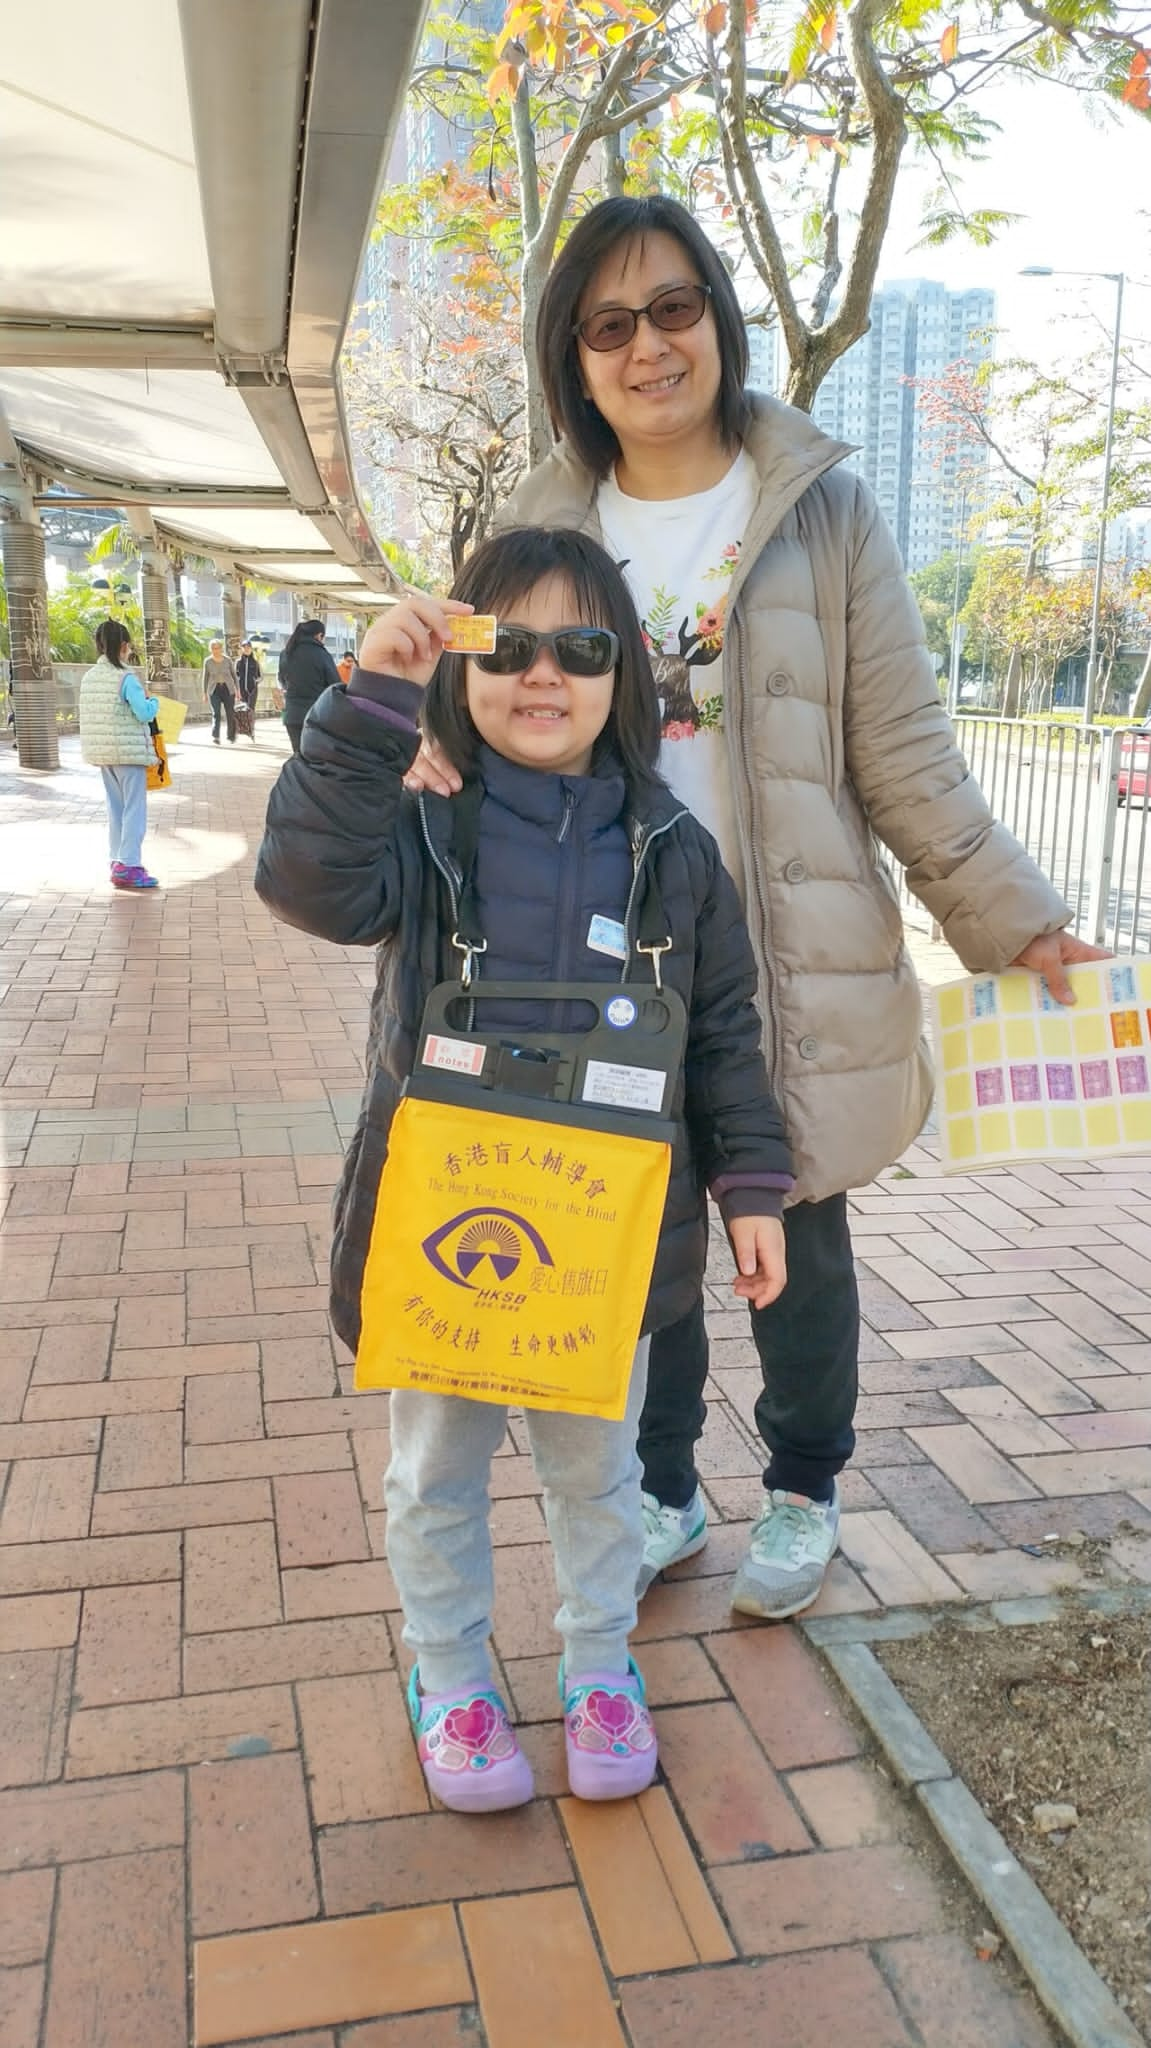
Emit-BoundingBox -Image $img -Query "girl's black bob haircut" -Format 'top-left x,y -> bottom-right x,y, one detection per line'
95,619 -> 132,669
536,194 -> 751,477
422,527 -> 662,793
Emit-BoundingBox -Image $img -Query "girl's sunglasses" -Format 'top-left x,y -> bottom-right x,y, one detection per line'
574,283 -> 711,353
472,625 -> 620,678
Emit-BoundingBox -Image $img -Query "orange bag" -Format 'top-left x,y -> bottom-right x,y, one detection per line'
146,729 -> 171,792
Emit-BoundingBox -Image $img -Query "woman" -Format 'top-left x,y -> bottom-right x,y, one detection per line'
201,639 -> 238,745
364,193 -> 1104,1623
78,619 -> 160,890
236,640 -> 262,710
279,618 -> 342,753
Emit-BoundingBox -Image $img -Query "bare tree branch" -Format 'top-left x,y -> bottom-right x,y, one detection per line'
813,0 -> 909,387
714,10 -> 805,368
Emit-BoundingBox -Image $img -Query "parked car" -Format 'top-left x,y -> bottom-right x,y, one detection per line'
1118,717 -> 1151,804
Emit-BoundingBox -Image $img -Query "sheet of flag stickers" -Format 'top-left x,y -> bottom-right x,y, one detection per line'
931,956 -> 1151,1170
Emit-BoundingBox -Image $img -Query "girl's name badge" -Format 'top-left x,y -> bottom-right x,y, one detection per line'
587,914 -> 627,961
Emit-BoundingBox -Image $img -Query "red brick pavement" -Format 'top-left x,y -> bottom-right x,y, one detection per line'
5,726 -> 1148,2042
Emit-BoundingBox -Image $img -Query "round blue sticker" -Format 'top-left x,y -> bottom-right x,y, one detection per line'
605,997 -> 637,1030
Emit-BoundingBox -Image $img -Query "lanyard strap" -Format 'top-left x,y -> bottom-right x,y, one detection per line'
446,779 -> 673,987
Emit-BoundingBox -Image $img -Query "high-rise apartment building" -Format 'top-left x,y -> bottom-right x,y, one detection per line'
744,318 -> 778,397
810,279 -> 995,572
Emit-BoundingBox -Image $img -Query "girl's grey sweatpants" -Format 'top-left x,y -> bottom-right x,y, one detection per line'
385,1338 -> 650,1696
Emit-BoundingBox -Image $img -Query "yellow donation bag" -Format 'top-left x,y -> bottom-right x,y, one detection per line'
355,975 -> 684,1421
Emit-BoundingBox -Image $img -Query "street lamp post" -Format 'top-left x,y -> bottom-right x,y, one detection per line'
1021,267 -> 1125,728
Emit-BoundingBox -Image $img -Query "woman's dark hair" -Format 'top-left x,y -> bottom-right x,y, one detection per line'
536,194 -> 751,476
281,618 -> 326,660
95,619 -> 132,670
423,527 -> 661,793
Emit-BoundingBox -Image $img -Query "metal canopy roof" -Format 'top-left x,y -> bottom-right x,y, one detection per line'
0,0 -> 429,605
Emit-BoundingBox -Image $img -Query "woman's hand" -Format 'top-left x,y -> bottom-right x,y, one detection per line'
402,735 -> 465,797
357,597 -> 475,691
1010,929 -> 1110,1006
729,1215 -> 787,1311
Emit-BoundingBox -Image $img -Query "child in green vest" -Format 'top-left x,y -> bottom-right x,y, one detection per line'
78,620 -> 160,890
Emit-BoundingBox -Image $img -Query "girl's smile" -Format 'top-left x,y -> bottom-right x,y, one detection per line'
465,574 -> 615,777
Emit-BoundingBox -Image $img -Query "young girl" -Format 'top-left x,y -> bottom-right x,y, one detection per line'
255,529 -> 792,1812
78,619 -> 161,890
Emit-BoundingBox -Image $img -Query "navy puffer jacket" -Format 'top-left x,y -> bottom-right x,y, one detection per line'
254,681 -> 793,1352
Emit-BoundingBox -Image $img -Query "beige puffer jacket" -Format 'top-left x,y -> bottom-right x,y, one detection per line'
500,393 -> 1070,1201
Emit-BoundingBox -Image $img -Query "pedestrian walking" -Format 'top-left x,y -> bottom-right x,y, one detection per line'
389,192 -> 1108,1624
79,619 -> 160,890
337,649 -> 355,686
201,639 -> 238,744
236,641 -> 261,711
256,527 -> 792,1812
278,618 -> 341,753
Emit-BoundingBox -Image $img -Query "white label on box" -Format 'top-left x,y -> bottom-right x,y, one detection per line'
423,1034 -> 486,1077
582,1059 -> 666,1114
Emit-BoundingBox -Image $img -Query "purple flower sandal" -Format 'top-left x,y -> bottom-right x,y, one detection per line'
407,1668 -> 534,1814
560,1656 -> 659,1801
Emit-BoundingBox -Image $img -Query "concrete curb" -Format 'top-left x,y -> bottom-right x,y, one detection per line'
810,1623 -> 1144,2048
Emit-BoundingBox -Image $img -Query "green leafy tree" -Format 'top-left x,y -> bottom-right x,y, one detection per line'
376,3 -> 688,466
910,549 -> 978,670
961,549 -> 1127,713
380,537 -> 437,591
1130,563 -> 1151,718
360,0 -> 1151,537
40,571 -> 209,668
706,0 -> 1150,410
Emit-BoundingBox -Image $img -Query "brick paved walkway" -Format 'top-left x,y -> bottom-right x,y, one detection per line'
3,725 -> 1149,2046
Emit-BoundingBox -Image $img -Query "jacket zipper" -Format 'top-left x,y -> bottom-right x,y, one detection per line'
416,792 -> 474,1019
622,811 -> 687,979
553,790 -> 579,1023
416,792 -> 463,913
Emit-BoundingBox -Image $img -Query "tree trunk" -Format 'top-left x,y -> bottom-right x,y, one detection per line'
783,342 -> 820,416
1003,536 -> 1038,720
603,124 -> 625,197
1002,646 -> 1023,720
1132,641 -> 1151,720
509,70 -> 551,471
520,249 -> 551,471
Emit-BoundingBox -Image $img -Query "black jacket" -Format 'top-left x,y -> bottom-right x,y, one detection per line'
236,653 -> 261,703
279,638 -> 341,724
254,681 -> 793,1353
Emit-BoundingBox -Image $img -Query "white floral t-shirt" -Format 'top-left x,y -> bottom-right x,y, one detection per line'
597,450 -> 756,897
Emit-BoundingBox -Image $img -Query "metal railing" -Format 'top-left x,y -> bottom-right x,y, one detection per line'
45,667 -> 283,730
890,716 -> 1150,955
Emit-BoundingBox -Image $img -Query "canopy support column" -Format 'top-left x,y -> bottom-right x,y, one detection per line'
221,577 -> 246,658
1,506 -> 58,772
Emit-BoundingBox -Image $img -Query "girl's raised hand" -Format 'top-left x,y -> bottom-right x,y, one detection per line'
357,597 -> 475,689
728,1216 -> 787,1311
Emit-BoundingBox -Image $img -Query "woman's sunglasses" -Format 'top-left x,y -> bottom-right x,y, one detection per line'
574,283 -> 712,353
472,625 -> 620,678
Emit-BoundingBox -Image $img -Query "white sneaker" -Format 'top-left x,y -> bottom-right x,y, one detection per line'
637,1487 -> 708,1597
730,1485 -> 840,1620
